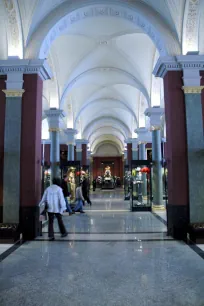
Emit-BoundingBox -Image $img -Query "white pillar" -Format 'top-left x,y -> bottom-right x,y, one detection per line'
45,108 -> 64,180
145,107 -> 164,209
65,128 -> 77,161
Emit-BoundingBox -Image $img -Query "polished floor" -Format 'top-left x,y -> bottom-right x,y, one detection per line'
0,189 -> 204,306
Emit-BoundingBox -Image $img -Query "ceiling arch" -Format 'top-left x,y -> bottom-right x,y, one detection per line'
82,116 -> 131,140
93,141 -> 121,156
88,126 -> 126,142
25,1 -> 181,59
74,98 -> 138,127
91,135 -> 124,154
60,67 -> 150,108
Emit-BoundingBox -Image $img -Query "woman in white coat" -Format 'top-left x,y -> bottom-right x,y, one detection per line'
39,178 -> 68,240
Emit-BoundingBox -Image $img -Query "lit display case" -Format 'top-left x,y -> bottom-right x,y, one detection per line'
124,165 -> 131,200
60,161 -> 81,205
130,160 -> 152,211
41,162 -> 51,195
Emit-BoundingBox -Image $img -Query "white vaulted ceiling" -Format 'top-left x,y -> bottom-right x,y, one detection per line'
1,0 -> 201,155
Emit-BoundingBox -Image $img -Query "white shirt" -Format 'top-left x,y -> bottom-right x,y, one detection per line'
39,184 -> 66,214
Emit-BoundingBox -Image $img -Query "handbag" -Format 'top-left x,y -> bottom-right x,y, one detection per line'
39,201 -> 48,222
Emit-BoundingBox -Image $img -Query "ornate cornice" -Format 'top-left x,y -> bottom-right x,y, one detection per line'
153,55 -> 204,78
0,59 -> 52,81
182,86 -> 204,94
2,89 -> 25,97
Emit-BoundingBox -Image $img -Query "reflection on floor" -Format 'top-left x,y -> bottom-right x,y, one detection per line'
0,189 -> 204,306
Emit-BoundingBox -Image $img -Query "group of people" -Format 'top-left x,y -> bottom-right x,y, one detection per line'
39,175 -> 92,241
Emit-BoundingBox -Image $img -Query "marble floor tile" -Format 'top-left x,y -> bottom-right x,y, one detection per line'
0,240 -> 204,306
1,190 -> 204,306
0,244 -> 13,256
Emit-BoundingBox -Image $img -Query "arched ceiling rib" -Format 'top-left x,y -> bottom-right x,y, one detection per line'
83,116 -> 131,140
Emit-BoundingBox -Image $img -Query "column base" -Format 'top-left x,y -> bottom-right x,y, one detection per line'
167,204 -> 189,240
20,206 -> 41,240
152,204 -> 165,211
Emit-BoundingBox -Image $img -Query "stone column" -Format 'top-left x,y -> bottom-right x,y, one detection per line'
153,55 -> 194,238
124,149 -> 128,166
182,66 -> 204,223
87,150 -> 91,166
65,128 -> 77,161
2,73 -> 24,224
125,139 -> 132,165
45,108 -> 64,180
76,141 -> 82,162
0,58 -> 51,239
132,139 -> 138,160
76,139 -> 89,165
145,107 -> 164,210
0,77 -> 6,223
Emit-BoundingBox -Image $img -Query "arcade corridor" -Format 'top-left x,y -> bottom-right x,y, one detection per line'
0,191 -> 204,306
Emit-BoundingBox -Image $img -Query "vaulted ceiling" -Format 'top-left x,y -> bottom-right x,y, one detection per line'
1,0 -> 202,154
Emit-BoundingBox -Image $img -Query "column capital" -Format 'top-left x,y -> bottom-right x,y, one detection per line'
2,89 -> 25,97
144,107 -> 164,129
153,54 -> 204,78
0,58 -> 52,81
182,86 -> 204,94
65,128 -> 78,145
45,108 -> 64,131
135,127 -> 152,143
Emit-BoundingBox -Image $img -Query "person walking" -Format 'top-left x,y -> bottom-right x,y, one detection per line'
61,174 -> 74,215
39,177 -> 68,241
82,177 -> 92,205
74,182 -> 85,213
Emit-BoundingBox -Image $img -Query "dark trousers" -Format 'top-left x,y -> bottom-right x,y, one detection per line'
48,213 -> 67,238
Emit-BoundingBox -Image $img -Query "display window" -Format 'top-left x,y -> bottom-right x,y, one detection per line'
130,160 -> 152,211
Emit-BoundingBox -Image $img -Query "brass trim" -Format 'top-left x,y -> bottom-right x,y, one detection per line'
152,204 -> 166,211
182,86 -> 204,94
2,89 -> 25,97
150,126 -> 161,131
49,128 -> 61,132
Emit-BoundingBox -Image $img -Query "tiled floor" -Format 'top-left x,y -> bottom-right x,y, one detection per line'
0,189 -> 204,306
0,244 -> 13,256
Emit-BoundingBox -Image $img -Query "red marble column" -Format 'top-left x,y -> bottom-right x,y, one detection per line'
0,77 -> 6,223
20,74 -> 43,239
127,143 -> 132,164
82,144 -> 87,166
163,71 -> 189,238
200,71 -> 204,128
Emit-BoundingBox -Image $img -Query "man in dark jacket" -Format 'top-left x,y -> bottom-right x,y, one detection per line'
61,175 -> 74,215
82,177 -> 92,206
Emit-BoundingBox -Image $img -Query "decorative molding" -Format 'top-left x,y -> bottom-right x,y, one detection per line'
153,55 -> 204,78
2,89 -> 25,97
182,0 -> 200,55
182,86 -> 204,94
3,0 -> 22,58
0,59 -> 52,81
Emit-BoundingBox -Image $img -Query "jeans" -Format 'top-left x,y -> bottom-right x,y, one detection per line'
48,213 -> 67,238
74,199 -> 83,212
64,197 -> 72,213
